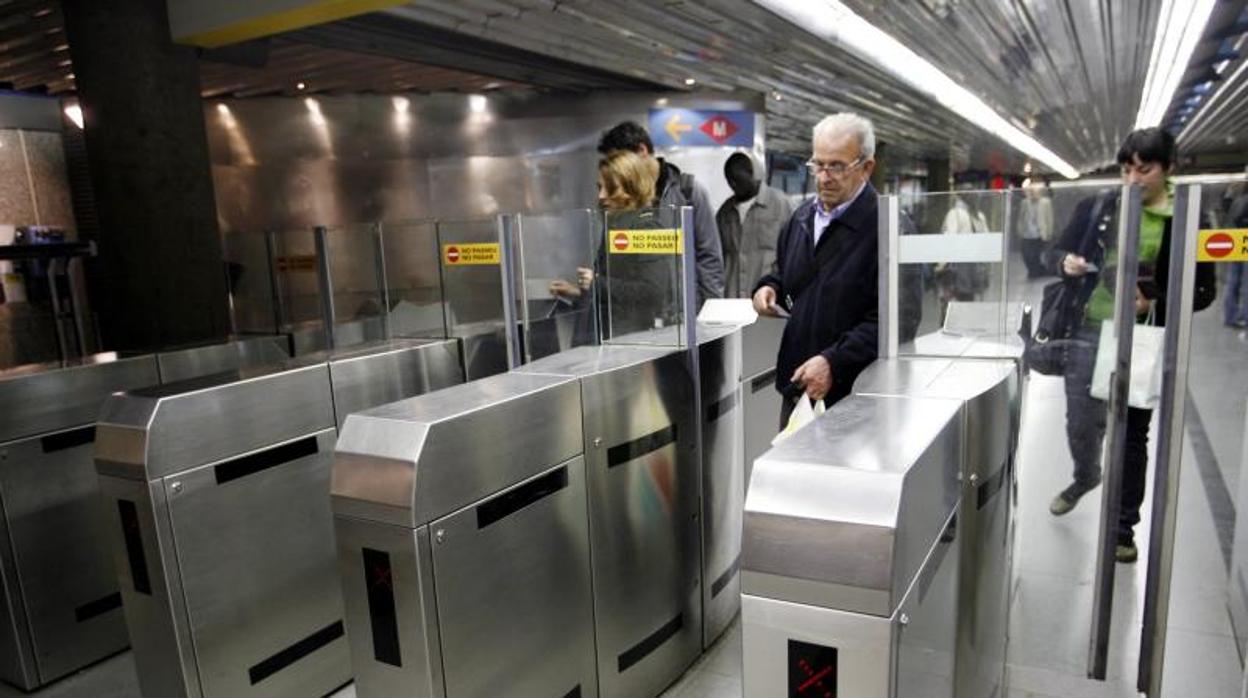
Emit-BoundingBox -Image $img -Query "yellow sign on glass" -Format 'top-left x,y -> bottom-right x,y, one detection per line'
1197,229 -> 1248,262
442,243 -> 500,266
607,229 -> 684,255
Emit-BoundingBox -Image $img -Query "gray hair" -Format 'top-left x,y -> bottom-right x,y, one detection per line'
812,113 -> 876,160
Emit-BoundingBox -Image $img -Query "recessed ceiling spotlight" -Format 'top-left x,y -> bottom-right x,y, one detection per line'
296,82 -> 306,91
685,78 -> 696,86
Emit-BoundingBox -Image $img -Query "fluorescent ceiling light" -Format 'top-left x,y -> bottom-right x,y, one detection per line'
753,0 -> 1081,179
1135,0 -> 1216,129
63,104 -> 83,129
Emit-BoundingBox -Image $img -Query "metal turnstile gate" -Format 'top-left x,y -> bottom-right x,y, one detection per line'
0,354 -> 159,690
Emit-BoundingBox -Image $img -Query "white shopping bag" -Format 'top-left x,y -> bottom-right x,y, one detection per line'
772,396 -> 825,446
1090,319 -> 1164,410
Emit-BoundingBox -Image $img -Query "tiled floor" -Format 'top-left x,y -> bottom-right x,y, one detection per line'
9,279 -> 1247,698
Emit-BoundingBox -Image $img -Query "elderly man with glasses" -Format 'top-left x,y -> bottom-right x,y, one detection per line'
752,112 -> 921,426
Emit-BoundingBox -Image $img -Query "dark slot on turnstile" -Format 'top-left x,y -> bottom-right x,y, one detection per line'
750,368 -> 777,393
607,425 -> 677,469
476,466 -> 568,529
117,500 -> 151,595
706,392 -> 739,423
361,548 -> 402,667
74,591 -> 122,622
563,686 -> 582,698
711,553 -> 741,598
247,620 -> 344,685
214,436 -> 319,485
41,425 -> 95,453
976,463 -> 1007,510
617,613 -> 683,673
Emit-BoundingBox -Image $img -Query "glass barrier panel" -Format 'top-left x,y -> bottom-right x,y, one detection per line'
379,220 -> 447,340
436,218 -> 508,379
898,190 -> 1010,358
221,230 -> 278,336
268,227 -> 324,354
323,222 -> 388,348
515,208 -> 599,361
599,205 -> 688,349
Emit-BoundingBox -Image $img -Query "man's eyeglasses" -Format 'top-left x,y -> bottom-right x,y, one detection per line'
806,156 -> 865,177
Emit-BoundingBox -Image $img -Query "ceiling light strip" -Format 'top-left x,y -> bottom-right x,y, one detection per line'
1177,57 -> 1248,147
1134,0 -> 1217,129
753,0 -> 1081,178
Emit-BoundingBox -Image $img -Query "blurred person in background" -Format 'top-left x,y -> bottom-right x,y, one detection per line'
717,151 -> 794,297
1019,179 -> 1055,278
1222,176 -> 1248,328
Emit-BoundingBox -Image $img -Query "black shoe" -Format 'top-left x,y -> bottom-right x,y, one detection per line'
1116,540 -> 1138,563
1049,479 -> 1100,516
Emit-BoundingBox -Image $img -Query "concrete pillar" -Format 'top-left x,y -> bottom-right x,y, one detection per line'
61,0 -> 230,351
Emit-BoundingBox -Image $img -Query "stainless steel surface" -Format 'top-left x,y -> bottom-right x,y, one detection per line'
288,316 -> 389,357
332,371 -> 582,528
697,325 -> 745,648
333,518 -> 444,698
881,195 -> 900,359
0,353 -> 159,689
519,344 -> 703,698
325,338 -> 463,429
0,353 -> 159,444
314,226 -> 338,350
94,362 -> 336,481
95,339 -> 465,697
155,337 -> 290,384
1139,184 -> 1202,694
497,215 -> 522,368
740,317 -> 784,381
894,511 -> 959,698
739,317 -> 785,482
430,458 -> 597,697
742,394 -> 962,616
1088,184 -> 1142,679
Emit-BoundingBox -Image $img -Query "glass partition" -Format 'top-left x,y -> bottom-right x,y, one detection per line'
221,230 -> 279,336
436,218 -> 509,379
378,220 -> 447,340
512,208 -> 598,362
267,226 -> 324,354
322,223 -> 388,347
599,205 -> 690,349
897,189 -> 1013,357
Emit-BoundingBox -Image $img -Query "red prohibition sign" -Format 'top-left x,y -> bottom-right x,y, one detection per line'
446,246 -> 461,263
1205,232 -> 1235,259
613,232 -> 630,251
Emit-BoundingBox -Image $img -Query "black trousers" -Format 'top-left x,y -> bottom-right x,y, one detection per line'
1063,325 -> 1153,544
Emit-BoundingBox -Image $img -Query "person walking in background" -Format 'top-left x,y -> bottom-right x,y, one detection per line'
1019,179 -> 1054,278
1222,179 -> 1248,328
716,152 -> 794,297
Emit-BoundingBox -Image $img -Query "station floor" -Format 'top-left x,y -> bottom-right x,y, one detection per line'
6,277 -> 1247,697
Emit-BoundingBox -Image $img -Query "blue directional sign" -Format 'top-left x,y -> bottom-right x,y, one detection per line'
648,108 -> 755,148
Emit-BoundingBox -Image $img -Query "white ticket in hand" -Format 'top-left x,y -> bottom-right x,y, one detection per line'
769,303 -> 790,318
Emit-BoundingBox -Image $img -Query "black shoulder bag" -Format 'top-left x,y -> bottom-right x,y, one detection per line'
1026,192 -> 1110,375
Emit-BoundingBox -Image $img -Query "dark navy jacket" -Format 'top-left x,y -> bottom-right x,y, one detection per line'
753,183 -> 921,405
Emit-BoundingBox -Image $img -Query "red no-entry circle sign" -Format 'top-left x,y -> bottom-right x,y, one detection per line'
613,232 -> 630,251
1205,233 -> 1235,259
446,246 -> 460,263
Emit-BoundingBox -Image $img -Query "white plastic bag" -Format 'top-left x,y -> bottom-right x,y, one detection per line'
772,396 -> 825,446
1090,319 -> 1164,410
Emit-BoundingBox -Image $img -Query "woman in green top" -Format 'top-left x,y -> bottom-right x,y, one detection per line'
1046,128 -> 1216,564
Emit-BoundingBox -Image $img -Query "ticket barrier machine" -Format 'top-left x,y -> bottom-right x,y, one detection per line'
739,317 -> 785,483
855,358 -> 1021,698
155,336 -> 291,383
94,339 -> 462,698
741,394 -> 965,696
0,353 -> 160,690
332,372 -> 596,697
515,344 -> 702,698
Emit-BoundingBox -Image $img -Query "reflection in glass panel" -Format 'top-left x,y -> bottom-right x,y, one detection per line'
381,221 -> 446,340
221,230 -> 278,336
517,209 -> 597,360
599,205 -> 687,348
436,218 -> 508,379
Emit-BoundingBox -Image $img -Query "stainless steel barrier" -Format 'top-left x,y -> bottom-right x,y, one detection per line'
856,357 -> 1021,698
741,394 -> 964,696
696,322 -> 745,649
155,336 -> 291,383
0,353 -> 160,690
739,317 -> 785,482
332,372 -> 595,698
514,343 -> 702,698
94,338 -> 462,698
